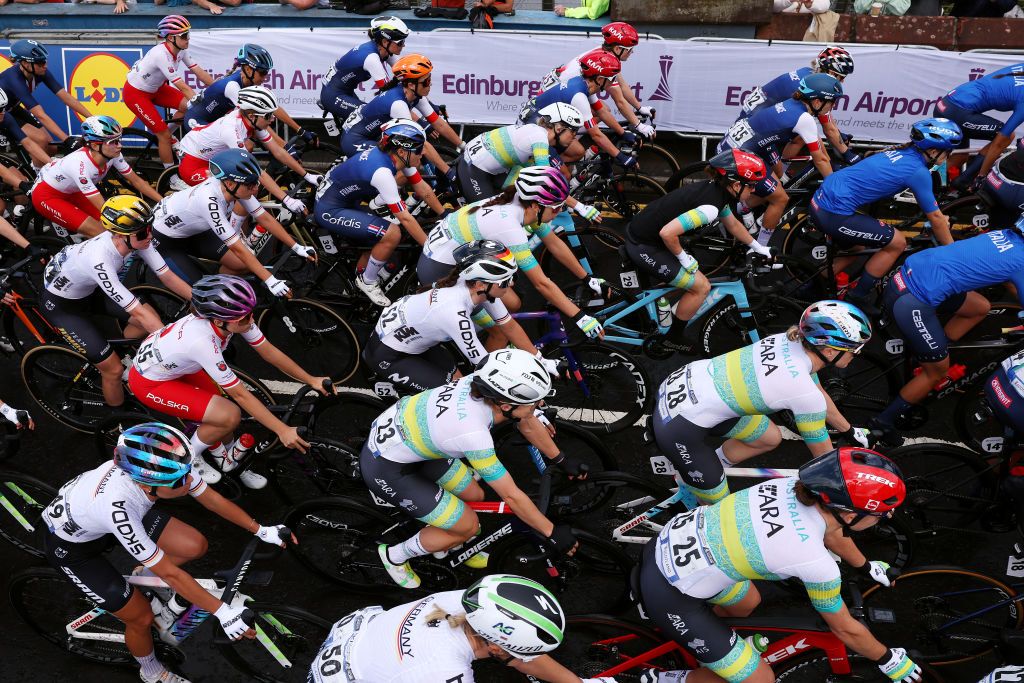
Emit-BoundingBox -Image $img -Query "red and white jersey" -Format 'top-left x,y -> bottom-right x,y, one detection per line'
132,313 -> 266,388
542,50 -> 622,90
152,176 -> 264,244
126,43 -> 198,94
37,148 -> 133,196
179,109 -> 272,161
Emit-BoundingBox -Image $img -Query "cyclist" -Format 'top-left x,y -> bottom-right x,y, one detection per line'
719,72 -> 842,245
809,118 -> 962,310
363,240 -> 555,394
0,399 -> 33,431
738,45 -> 860,165
123,15 -> 215,169
175,85 -> 321,214
340,54 -> 463,183
541,21 -> 657,140
44,421 -> 296,683
308,574 -> 614,683
127,274 -> 332,488
520,49 -> 634,167
152,148 -> 313,290
418,166 -> 605,342
31,115 -> 162,238
935,61 -> 1024,191
319,16 -> 410,126
978,138 -> 1024,228
40,195 -> 192,412
0,39 -> 92,164
363,348 -> 581,589
315,118 -> 433,306
872,220 -> 1024,443
652,300 -> 872,505
637,447 -> 916,683
625,149 -> 773,355
0,97 -> 36,200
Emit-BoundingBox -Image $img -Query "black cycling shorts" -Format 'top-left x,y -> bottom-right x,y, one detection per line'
457,154 -> 504,204
624,236 -> 698,290
882,268 -> 966,364
362,333 -> 457,395
41,288 -> 129,363
153,228 -> 229,284
44,507 -> 172,613
416,252 -> 456,288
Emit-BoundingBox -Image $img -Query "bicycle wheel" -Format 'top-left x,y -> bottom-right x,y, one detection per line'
0,470 -> 56,558
217,602 -> 331,683
493,420 -> 617,496
21,344 -> 108,433
778,213 -> 837,301
594,174 -> 666,230
554,614 -> 686,681
537,225 -> 627,292
636,142 -> 680,185
848,514 -> 915,572
129,285 -> 187,322
886,443 -> 998,534
861,565 -> 1023,664
253,298 -> 361,386
119,127 -> 165,184
816,352 -> 901,428
664,160 -> 710,193
953,384 -> 1009,456
548,343 -> 652,434
308,389 -> 388,452
94,411 -> 171,461
268,436 -> 362,504
774,653 -> 947,682
700,296 -> 805,357
489,529 -> 634,615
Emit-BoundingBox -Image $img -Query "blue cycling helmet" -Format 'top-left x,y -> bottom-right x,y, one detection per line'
81,115 -> 122,143
798,72 -> 843,102
210,148 -> 262,185
910,118 -> 962,152
114,422 -> 192,488
798,300 -> 871,352
380,118 -> 426,154
236,43 -> 274,72
10,39 -> 48,64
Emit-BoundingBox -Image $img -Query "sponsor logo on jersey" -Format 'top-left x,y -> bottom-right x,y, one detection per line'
67,50 -> 141,128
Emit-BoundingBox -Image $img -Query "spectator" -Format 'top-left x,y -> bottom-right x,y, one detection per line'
277,0 -> 324,10
774,0 -> 831,12
469,0 -> 512,27
71,0 -> 136,14
155,0 -> 240,14
951,0 -> 1022,17
553,0 -> 608,18
852,0 -> 911,15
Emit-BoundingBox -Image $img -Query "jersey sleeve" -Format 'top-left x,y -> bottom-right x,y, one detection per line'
502,224 -> 540,272
111,154 -> 134,176
454,430 -> 507,482
179,48 -> 199,70
253,127 -> 273,144
363,52 -> 391,90
787,385 -> 828,444
92,259 -> 140,312
137,244 -> 170,277
413,97 -> 437,123
43,69 -> 63,94
241,322 -> 267,347
793,556 -> 843,613
792,113 -> 822,152
528,126 -> 551,167
0,114 -> 26,143
370,166 -> 405,214
105,506 -> 164,567
484,298 -> 511,325
570,92 -> 597,128
186,473 -> 208,497
13,74 -> 38,109
237,194 -> 266,219
907,166 -> 939,214
224,79 -> 241,106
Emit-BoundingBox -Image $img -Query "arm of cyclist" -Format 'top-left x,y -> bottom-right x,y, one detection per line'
608,81 -> 641,130
21,134 -> 51,168
660,205 -> 718,256
565,196 -> 602,223
147,554 -> 228,619
426,116 -> 464,153
194,484 -> 298,544
925,208 -> 953,246
0,215 -> 30,250
0,399 -> 33,430
188,61 -> 215,87
522,266 -> 603,338
979,132 -> 1015,180
396,208 -> 428,246
55,88 -> 93,125
261,137 -> 313,185
538,226 -> 589,280
253,210 -> 315,261
224,240 -> 285,295
514,410 -> 561,459
409,174 -> 447,216
508,656 -> 604,683
421,140 -> 454,176
223,381 -> 310,452
487,472 -> 557,537
251,340 -> 332,396
820,116 -> 856,160
594,100 -> 627,139
818,606 -> 921,681
807,136 -> 834,179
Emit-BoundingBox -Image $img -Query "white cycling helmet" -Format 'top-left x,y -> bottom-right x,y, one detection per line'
453,239 -> 518,284
462,574 -> 566,661
369,15 -> 411,43
237,85 -> 279,116
538,102 -> 584,132
471,349 -> 552,405
0,88 -> 8,112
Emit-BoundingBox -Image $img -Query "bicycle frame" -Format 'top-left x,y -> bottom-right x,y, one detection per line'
4,289 -> 57,346
512,309 -> 608,404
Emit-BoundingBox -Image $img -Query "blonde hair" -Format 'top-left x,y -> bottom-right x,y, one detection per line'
425,605 -> 469,628
786,325 -> 801,342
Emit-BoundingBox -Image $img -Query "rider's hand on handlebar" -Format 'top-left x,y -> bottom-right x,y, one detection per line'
0,404 -> 33,430
572,201 -> 602,223
255,524 -> 297,548
283,195 -> 308,216
620,129 -> 638,146
636,106 -> 655,119
876,647 -> 922,683
746,241 -> 772,258
215,603 -> 255,641
264,275 -> 291,298
291,242 -> 318,262
310,376 -> 335,396
614,151 -> 637,169
546,524 -> 579,556
858,560 -> 899,588
573,311 -> 604,339
298,128 -> 319,146
635,121 -> 656,140
278,426 -> 310,454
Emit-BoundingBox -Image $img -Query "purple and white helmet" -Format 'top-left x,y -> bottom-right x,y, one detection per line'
190,274 -> 257,321
514,166 -> 569,207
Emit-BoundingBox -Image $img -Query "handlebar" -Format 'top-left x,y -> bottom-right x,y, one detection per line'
217,526 -> 291,603
279,378 -> 334,425
0,252 -> 46,293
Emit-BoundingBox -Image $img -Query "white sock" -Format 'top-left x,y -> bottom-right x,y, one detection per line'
162,161 -> 174,169
135,651 -> 164,680
189,432 -> 213,457
387,531 -> 428,564
715,446 -> 734,469
363,256 -> 387,283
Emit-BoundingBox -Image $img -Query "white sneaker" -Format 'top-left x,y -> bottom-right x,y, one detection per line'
140,668 -> 192,683
378,543 -> 421,589
239,470 -> 268,489
355,274 -> 390,307
191,455 -> 221,485
168,174 -> 190,192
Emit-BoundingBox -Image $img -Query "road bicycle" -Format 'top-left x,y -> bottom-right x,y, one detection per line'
0,250 -> 65,356
0,468 -> 57,559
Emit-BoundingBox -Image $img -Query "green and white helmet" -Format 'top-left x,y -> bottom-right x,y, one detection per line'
462,574 -> 565,661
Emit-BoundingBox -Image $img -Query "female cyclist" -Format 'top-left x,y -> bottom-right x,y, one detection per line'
625,148 -> 772,355
309,574 -> 613,683
127,274 -> 332,489
123,16 -> 214,168
31,115 -> 162,237
40,195 -> 192,411
363,239 -> 555,394
810,118 -> 961,310
652,299 -> 872,505
637,447 -> 916,683
44,422 -> 295,683
364,349 -> 582,589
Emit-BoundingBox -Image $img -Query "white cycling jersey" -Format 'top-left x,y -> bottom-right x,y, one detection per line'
542,50 -> 625,90
37,148 -> 133,196
45,462 -> 206,567
311,591 -> 475,683
1001,350 -> 1024,400
655,477 -> 843,613
151,176 -> 264,244
43,231 -> 168,309
125,43 -> 198,94
374,285 -> 508,363
422,200 -> 540,273
659,333 -> 829,444
178,109 -> 272,161
464,124 -> 550,176
132,313 -> 265,388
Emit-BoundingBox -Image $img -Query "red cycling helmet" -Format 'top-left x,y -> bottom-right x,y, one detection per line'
580,50 -> 621,79
798,447 -> 906,516
708,149 -> 767,183
602,22 -> 639,48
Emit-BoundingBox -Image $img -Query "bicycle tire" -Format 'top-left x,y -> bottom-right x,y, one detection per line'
559,614 -> 687,679
489,528 -> 634,615
547,342 -> 652,434
128,284 -> 188,324
0,470 -> 56,559
700,296 -> 805,358
774,653 -> 947,682
267,436 -> 362,504
308,388 -> 388,452
216,602 -> 331,683
861,565 -> 1023,664
778,212 -> 839,299
21,344 -> 109,433
664,160 -> 710,193
885,442 -> 998,535
636,142 -> 681,184
816,351 -> 901,428
594,174 -> 666,230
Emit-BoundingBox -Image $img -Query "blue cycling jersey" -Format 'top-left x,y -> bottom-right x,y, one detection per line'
946,63 -> 1024,135
729,98 -> 817,164
321,41 -> 386,101
0,65 -> 62,110
316,147 -> 397,210
903,229 -> 1024,307
0,111 -> 26,144
345,87 -> 422,142
814,146 -> 938,215
185,71 -> 243,128
740,67 -> 812,119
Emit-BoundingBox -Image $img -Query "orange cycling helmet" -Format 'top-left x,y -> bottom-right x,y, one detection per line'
579,50 -> 621,79
393,54 -> 433,82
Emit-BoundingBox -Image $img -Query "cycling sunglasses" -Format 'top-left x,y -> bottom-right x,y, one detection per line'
496,276 -> 514,289
104,137 -> 123,147
131,223 -> 152,241
232,312 -> 254,325
169,472 -> 189,489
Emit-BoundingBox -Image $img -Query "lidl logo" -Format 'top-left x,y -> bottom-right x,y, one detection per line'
0,54 -> 12,72
65,49 -> 141,127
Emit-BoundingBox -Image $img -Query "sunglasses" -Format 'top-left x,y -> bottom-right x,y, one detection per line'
254,68 -> 270,77
177,32 -> 191,40
415,78 -> 432,87
131,224 -> 152,241
231,312 -> 254,325
260,112 -> 276,123
169,471 -> 189,489
496,276 -> 514,289
104,137 -> 123,147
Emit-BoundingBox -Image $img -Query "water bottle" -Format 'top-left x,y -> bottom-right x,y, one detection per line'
228,433 -> 256,467
655,296 -> 673,332
155,594 -> 187,634
745,633 -> 769,654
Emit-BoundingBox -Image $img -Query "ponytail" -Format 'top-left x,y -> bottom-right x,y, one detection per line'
424,605 -> 469,628
466,186 -> 519,215
417,270 -> 461,293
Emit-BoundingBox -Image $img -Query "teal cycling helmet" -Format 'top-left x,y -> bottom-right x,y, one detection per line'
10,39 -> 48,64
798,72 -> 843,102
114,422 -> 192,488
910,117 -> 962,152
210,148 -> 262,185
236,44 -> 274,72
81,115 -> 123,143
799,300 -> 871,353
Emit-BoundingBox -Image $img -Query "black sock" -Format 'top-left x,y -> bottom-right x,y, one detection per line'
666,316 -> 692,343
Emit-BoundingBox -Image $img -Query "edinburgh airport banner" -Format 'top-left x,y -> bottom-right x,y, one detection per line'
3,30 -> 1024,143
